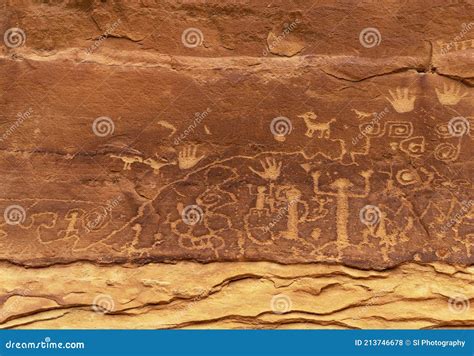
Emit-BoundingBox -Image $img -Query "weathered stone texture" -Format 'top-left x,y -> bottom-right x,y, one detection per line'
0,0 -> 472,328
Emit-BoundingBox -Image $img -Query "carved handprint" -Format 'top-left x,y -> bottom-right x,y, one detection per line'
435,82 -> 468,106
249,157 -> 282,181
178,145 -> 205,170
386,87 -> 416,113
360,169 -> 374,179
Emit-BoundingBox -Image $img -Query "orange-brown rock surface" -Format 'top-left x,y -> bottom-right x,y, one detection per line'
0,0 -> 472,328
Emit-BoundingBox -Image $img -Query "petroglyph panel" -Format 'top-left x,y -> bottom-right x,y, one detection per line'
0,1 -> 473,272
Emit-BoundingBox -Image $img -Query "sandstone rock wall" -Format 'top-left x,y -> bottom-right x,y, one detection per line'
0,0 -> 472,328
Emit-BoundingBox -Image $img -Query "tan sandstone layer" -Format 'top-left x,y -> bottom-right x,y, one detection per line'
0,262 -> 472,329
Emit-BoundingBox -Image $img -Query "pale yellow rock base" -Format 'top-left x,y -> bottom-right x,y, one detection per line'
0,262 -> 472,329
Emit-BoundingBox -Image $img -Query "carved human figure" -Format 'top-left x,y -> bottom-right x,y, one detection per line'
312,170 -> 373,251
255,186 -> 267,211
281,187 -> 302,240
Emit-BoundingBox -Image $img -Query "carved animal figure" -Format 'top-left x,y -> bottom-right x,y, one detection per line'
157,120 -> 177,137
351,109 -> 376,120
297,112 -> 336,138
109,154 -> 143,170
143,155 -> 176,174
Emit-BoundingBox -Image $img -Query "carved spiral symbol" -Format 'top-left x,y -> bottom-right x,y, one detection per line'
83,207 -> 108,231
92,117 -> 115,137
448,294 -> 470,314
388,123 -> 412,138
181,28 -> 204,48
92,294 -> 115,314
3,205 -> 26,225
434,143 -> 458,162
359,205 -> 381,226
359,27 -> 382,48
3,28 -> 26,48
270,116 -> 292,141
448,116 -> 470,137
181,204 -> 204,225
271,294 -> 292,314
396,169 -> 418,186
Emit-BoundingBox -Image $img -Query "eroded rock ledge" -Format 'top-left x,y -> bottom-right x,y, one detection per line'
0,262 -> 472,329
